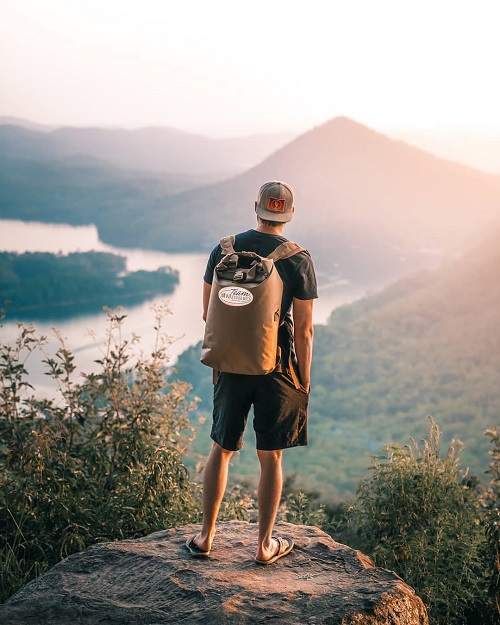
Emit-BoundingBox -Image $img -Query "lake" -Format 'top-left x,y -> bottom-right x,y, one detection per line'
0,219 -> 368,394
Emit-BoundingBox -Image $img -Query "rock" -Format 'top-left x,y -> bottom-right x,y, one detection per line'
0,521 -> 428,624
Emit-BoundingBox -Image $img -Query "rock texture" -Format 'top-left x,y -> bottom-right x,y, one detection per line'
1,521 -> 428,624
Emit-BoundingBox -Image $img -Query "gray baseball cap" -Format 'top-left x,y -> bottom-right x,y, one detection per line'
255,180 -> 294,223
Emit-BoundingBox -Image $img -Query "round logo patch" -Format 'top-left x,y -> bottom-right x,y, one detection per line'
218,286 -> 253,306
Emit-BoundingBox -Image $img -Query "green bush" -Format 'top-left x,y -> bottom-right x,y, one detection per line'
0,305 -> 199,602
280,491 -> 329,528
350,418 -> 487,625
481,427 -> 499,620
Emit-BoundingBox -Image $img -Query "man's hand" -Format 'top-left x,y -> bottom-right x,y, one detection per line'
292,298 -> 314,392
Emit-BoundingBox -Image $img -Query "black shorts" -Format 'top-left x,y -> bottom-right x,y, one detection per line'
210,369 -> 309,451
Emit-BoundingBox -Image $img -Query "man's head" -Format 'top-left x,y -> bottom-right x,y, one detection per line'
255,181 -> 294,224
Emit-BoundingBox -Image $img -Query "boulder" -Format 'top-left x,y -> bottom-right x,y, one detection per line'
1,521 -> 428,624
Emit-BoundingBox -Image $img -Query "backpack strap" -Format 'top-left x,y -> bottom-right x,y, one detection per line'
219,235 -> 236,255
219,236 -> 302,261
268,241 -> 304,262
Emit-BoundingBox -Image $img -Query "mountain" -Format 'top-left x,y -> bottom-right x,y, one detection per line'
0,123 -> 295,179
2,116 -> 500,286
0,116 -> 57,132
0,153 -> 204,226
176,225 -> 500,499
120,116 -> 500,284
308,224 -> 500,494
0,122 -> 295,239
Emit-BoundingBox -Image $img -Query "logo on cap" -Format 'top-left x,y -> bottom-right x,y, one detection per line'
267,198 -> 285,212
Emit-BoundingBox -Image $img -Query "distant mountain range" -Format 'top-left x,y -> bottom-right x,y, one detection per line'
0,117 -> 58,133
1,116 -> 500,287
126,116 -> 500,283
0,118 -> 295,179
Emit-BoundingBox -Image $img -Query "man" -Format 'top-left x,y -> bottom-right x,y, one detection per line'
187,180 -> 317,565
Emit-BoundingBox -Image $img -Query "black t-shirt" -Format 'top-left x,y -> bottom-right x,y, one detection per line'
203,229 -> 318,366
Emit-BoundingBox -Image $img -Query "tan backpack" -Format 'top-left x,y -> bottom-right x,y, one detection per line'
201,235 -> 303,375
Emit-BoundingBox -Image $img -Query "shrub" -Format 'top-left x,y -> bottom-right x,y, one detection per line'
350,417 -> 486,625
0,305 -> 199,602
481,427 -> 500,621
280,491 -> 329,528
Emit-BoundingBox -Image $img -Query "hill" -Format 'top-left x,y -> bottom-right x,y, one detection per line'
307,226 -> 500,493
0,116 -> 57,132
0,251 -> 179,318
2,117 -> 500,287
175,226 -> 500,499
119,116 -> 500,284
0,122 -> 294,179
0,153 -> 206,226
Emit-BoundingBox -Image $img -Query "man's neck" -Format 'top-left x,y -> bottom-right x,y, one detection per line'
255,222 -> 286,236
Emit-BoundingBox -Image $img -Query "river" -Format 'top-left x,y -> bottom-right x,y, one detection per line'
0,219 -> 367,394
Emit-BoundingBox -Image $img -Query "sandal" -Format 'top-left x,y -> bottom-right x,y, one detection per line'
255,536 -> 294,565
185,536 -> 211,558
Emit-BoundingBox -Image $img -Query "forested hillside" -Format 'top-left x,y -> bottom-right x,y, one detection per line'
0,252 -> 178,317
0,122 -> 293,180
0,154 -> 210,227
175,228 -> 500,499
310,227 -> 500,490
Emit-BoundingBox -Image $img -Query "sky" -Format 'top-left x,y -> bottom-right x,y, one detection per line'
1,0 -> 500,139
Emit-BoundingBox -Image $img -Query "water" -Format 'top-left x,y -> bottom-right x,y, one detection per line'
0,219 -> 368,393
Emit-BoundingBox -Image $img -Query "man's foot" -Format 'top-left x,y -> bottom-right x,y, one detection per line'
255,536 -> 294,565
185,535 -> 211,558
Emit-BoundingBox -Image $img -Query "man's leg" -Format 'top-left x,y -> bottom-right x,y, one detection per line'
255,449 -> 283,561
192,442 -> 233,552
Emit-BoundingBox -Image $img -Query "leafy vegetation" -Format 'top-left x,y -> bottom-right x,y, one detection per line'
0,306 -> 198,602
1,310 -> 498,624
482,427 -> 500,618
350,419 -> 484,624
0,251 -> 178,316
345,419 -> 499,625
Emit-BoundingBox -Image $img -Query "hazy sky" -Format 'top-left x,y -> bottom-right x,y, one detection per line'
1,0 -> 499,137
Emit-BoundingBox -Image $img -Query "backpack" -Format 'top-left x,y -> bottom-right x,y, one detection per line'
201,235 -> 303,375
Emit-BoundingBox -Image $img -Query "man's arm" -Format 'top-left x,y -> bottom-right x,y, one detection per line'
203,280 -> 212,321
292,297 -> 314,392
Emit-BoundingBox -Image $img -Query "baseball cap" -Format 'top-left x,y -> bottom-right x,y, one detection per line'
255,180 -> 294,223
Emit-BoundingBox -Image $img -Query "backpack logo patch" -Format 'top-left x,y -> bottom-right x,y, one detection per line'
218,287 -> 253,306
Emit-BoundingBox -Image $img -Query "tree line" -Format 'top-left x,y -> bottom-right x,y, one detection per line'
0,251 -> 178,315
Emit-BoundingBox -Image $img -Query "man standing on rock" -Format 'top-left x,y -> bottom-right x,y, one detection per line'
187,180 -> 317,565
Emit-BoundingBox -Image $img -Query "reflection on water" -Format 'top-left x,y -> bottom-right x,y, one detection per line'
0,219 -> 369,394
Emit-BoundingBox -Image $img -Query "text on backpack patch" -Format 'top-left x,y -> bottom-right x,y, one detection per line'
218,287 -> 253,306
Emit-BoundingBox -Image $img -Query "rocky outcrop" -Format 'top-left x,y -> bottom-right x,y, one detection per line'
1,521 -> 428,624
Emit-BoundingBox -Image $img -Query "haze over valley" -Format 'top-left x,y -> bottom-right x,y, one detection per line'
1,113 -> 499,499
